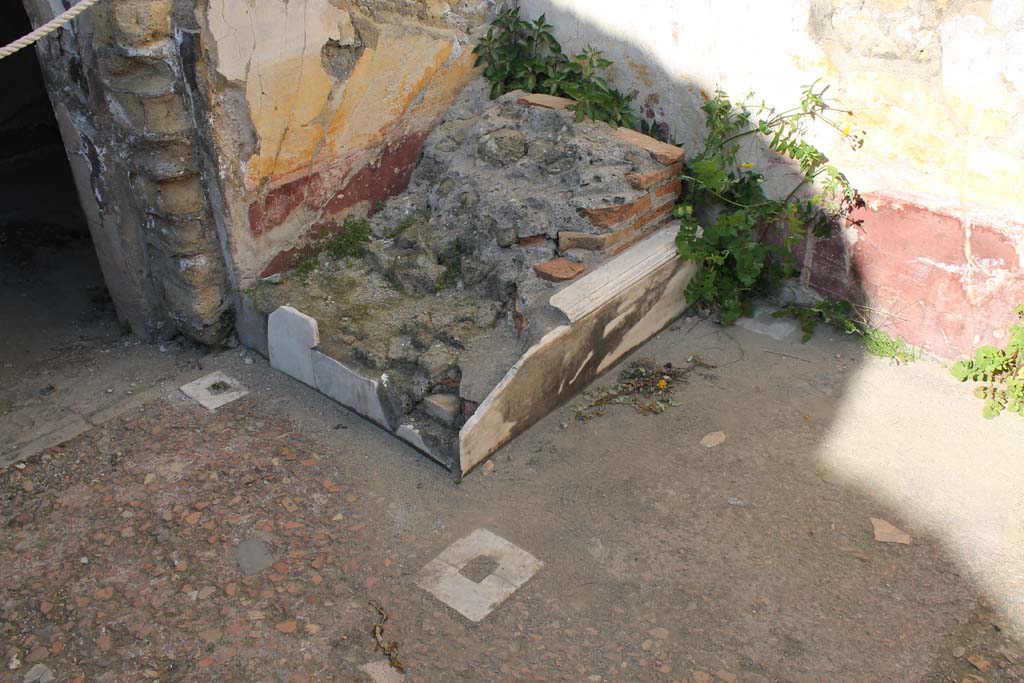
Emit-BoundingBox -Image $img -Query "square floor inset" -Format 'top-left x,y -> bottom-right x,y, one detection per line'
359,660 -> 404,682
416,528 -> 542,622
180,371 -> 249,411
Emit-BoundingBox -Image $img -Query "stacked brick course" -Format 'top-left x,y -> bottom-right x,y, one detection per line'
516,93 -> 684,271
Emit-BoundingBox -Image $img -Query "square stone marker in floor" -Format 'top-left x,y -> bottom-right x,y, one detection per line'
359,660 -> 404,683
180,371 -> 249,411
233,537 -> 274,576
416,528 -> 543,622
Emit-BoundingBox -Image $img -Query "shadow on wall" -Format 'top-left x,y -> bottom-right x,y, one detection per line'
501,0 -> 1024,661
517,0 -> 1024,361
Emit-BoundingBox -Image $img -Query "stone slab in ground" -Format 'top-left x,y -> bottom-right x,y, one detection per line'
233,538 -> 275,576
416,528 -> 543,621
179,371 -> 249,411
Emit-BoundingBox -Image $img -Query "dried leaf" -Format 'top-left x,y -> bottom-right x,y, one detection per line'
870,517 -> 911,545
700,431 -> 726,448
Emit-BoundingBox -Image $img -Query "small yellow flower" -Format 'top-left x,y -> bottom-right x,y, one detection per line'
740,162 -> 754,169
656,379 -> 668,390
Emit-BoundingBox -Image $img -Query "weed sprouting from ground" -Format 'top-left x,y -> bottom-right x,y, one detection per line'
574,358 -> 715,421
773,300 -> 859,343
436,242 -> 464,292
773,300 -> 919,363
292,254 -> 317,283
862,328 -> 918,363
287,217 -> 371,284
387,216 -> 418,238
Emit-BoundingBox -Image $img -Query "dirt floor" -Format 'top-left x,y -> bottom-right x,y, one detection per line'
0,149 -> 211,470
3,274 -> 1024,682
0,54 -> 209,470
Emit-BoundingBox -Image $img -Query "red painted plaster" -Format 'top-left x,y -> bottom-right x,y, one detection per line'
322,132 -> 428,216
801,192 -> 1024,359
256,131 -> 429,277
248,174 -> 315,237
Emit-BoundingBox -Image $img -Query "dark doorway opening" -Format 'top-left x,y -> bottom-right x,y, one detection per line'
0,3 -> 121,376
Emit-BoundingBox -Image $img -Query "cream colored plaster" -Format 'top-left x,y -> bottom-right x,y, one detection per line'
520,0 -> 1024,217
201,0 -> 483,280
207,0 -> 349,188
206,0 -> 473,193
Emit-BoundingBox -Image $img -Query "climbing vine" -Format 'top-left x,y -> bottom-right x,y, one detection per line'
675,84 -> 865,323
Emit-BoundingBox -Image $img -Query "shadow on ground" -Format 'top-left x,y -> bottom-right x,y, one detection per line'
0,7 -> 208,467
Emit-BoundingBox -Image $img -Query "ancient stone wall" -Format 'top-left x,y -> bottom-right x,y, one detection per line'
21,0 -> 231,343
19,0 -> 495,344
518,0 -> 1024,359
193,0 -> 495,285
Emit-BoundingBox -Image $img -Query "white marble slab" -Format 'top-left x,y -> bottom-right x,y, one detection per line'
268,306 -> 319,387
179,371 -> 249,411
312,351 -> 393,429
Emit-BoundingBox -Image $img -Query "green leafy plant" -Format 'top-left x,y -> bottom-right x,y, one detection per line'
950,305 -> 1024,419
473,8 -> 635,128
773,299 -> 918,362
436,241 -> 464,292
675,83 -> 865,323
326,217 -> 371,259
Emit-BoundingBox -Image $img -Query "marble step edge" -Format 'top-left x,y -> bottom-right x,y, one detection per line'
260,225 -> 697,477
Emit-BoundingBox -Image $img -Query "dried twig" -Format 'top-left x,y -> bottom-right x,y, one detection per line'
762,350 -> 812,363
369,600 -> 404,673
573,357 -> 715,421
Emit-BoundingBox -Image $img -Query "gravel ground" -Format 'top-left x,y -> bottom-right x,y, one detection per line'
3,317 -> 1024,683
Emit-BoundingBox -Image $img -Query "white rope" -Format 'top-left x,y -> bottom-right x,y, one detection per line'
0,0 -> 104,61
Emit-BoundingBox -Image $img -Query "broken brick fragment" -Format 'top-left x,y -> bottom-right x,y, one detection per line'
612,127 -> 685,165
626,162 -> 683,190
517,234 -> 548,248
558,231 -> 608,252
516,93 -> 574,110
655,178 -> 683,198
534,258 -> 586,282
579,194 -> 651,228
